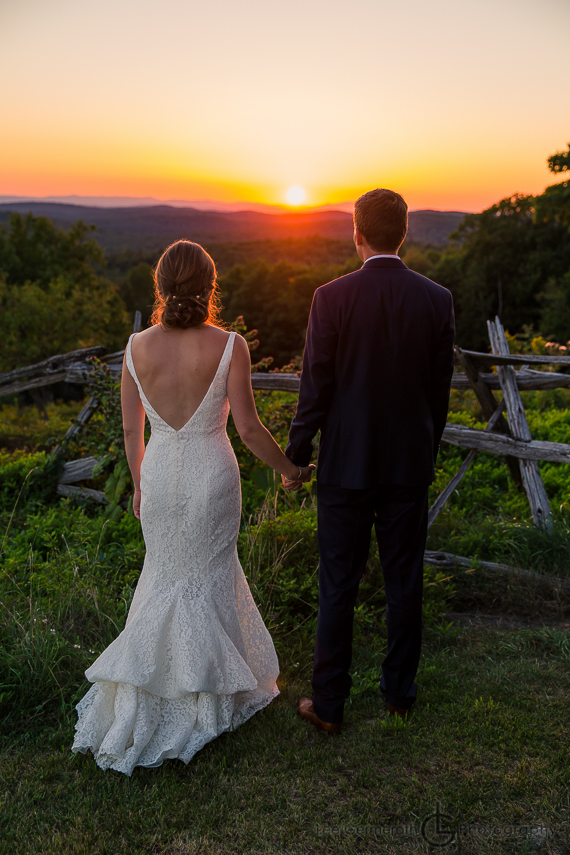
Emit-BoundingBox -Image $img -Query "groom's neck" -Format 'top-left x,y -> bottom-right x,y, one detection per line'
357,245 -> 400,262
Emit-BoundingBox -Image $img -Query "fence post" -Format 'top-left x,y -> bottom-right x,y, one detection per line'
487,317 -> 552,530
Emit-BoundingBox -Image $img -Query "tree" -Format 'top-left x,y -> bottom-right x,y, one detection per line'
0,275 -> 131,372
431,146 -> 570,349
534,142 -> 570,230
0,212 -> 131,371
547,143 -> 570,174
531,143 -> 570,339
0,212 -> 103,288
536,271 -> 570,343
119,262 -> 155,327
220,258 -> 359,366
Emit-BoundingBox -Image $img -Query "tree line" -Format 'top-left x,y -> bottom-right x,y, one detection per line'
415,142 -> 570,350
221,142 -> 570,360
0,143 -> 568,373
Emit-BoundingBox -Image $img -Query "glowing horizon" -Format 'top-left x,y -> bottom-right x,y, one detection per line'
0,0 -> 568,214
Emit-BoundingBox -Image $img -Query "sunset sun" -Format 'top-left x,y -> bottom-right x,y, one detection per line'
285,186 -> 306,206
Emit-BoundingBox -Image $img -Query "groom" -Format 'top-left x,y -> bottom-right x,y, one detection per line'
283,188 -> 455,733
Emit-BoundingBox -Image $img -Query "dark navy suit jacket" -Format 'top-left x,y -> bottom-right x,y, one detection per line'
285,257 -> 455,488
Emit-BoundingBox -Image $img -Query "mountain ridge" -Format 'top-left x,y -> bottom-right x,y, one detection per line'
0,201 -> 467,253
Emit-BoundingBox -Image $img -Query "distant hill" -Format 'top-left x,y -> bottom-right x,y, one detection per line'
0,202 -> 466,253
0,195 -> 302,214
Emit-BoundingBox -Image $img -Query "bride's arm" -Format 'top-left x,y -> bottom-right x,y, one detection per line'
121,357 -> 146,519
227,335 -> 313,484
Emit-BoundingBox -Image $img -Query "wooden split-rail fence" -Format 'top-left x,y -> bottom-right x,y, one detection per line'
3,312 -> 570,593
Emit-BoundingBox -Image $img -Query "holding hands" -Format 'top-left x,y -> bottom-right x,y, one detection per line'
281,464 -> 316,492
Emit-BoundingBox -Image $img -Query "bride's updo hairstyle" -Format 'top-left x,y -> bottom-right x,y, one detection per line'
151,240 -> 223,330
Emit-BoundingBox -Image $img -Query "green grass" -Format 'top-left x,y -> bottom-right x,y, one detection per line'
1,621 -> 569,854
1,496 -> 569,854
0,399 -> 85,452
2,388 -> 570,853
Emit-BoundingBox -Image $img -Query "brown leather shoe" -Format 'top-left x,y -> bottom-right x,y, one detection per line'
297,698 -> 342,734
387,702 -> 413,719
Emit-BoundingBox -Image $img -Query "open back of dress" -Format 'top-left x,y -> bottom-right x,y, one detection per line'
71,331 -> 279,776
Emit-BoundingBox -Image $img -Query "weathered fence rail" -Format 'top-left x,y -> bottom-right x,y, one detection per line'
451,367 -> 570,391
6,315 -> 570,531
4,346 -> 570,399
56,483 -> 108,504
5,312 -> 570,593
441,424 -> 570,463
58,456 -> 100,484
0,349 -> 123,398
459,349 -> 570,368
424,551 -> 570,592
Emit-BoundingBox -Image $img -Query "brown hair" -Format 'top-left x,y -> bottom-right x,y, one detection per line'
354,188 -> 408,252
150,240 -> 223,330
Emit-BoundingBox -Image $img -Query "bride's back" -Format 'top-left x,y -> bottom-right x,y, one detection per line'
131,324 -> 231,431
127,239 -> 231,431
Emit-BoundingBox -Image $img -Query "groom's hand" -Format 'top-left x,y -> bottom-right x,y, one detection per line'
282,464 -> 316,491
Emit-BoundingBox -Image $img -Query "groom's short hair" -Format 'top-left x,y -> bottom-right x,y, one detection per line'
354,188 -> 408,252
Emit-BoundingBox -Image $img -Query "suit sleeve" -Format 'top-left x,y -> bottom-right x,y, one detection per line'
285,286 -> 338,466
431,292 -> 455,464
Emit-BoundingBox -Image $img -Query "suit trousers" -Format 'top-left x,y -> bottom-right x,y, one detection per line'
312,481 -> 429,723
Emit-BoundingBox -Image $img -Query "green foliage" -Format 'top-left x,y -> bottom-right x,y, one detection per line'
118,262 -> 155,327
546,142 -> 570,175
0,399 -> 84,452
0,211 -> 131,370
2,192 -> 570,851
0,275 -> 131,371
0,502 -> 145,728
220,258 -> 360,366
535,180 -> 570,230
414,145 -> 570,350
3,613 -> 569,855
82,358 -> 125,460
226,388 -> 301,515
77,357 -> 136,519
3,380 -> 570,855
399,241 -> 442,278
240,503 -> 455,644
0,212 -> 103,288
205,236 -> 357,273
100,237 -> 358,280
534,145 -> 570,248
0,450 -> 48,516
0,488 -> 456,736
431,194 -> 570,350
238,504 -> 320,635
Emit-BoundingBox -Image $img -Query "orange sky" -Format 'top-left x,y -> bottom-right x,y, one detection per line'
1,0 -> 568,212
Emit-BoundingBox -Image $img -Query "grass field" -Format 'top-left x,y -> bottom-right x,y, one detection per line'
1,388 -> 570,854
1,618 -> 569,854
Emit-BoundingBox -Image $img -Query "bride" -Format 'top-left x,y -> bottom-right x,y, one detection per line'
71,239 -> 314,775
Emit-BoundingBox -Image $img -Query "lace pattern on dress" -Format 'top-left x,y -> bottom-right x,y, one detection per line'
71,331 -> 280,775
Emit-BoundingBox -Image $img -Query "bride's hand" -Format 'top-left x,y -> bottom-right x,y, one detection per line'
133,488 -> 141,519
281,464 -> 316,492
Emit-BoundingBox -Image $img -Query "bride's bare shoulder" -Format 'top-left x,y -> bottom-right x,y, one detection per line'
131,323 -> 233,360
203,323 -> 233,344
132,324 -> 161,342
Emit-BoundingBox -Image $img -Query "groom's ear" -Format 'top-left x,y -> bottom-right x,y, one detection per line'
353,226 -> 363,247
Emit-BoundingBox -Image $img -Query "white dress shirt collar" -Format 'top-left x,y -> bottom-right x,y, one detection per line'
363,254 -> 400,263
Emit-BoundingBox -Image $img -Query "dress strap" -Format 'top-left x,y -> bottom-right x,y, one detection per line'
125,333 -> 146,400
219,332 -> 236,379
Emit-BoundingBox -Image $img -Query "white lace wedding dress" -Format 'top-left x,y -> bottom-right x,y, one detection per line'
71,331 -> 279,775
